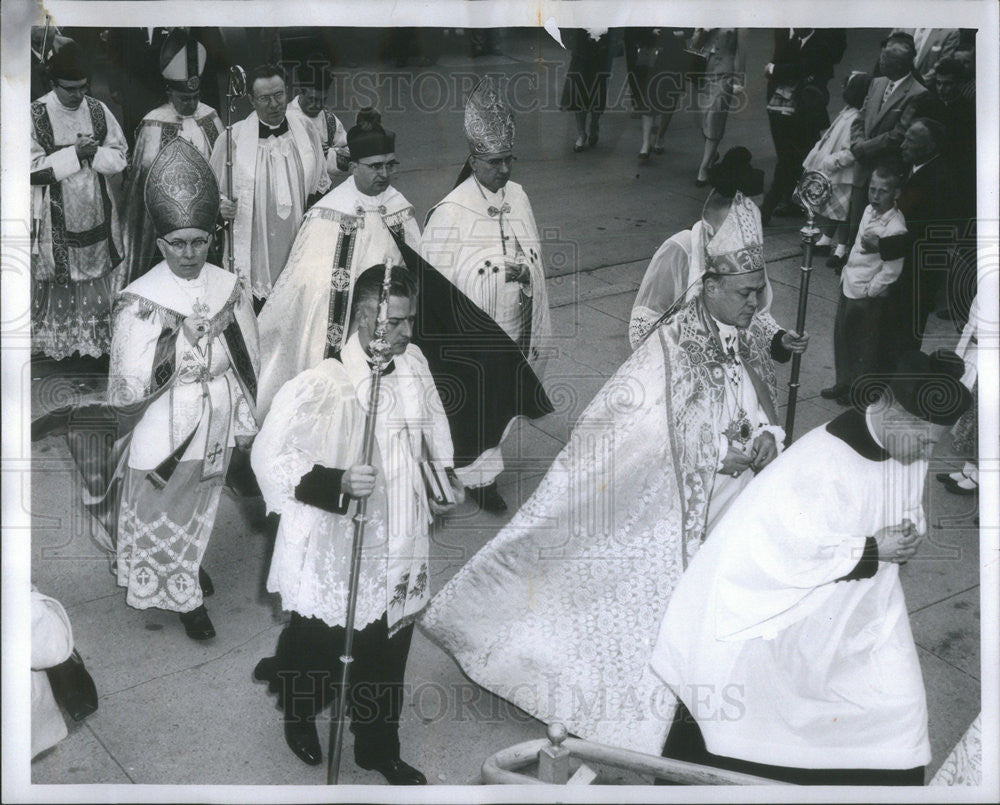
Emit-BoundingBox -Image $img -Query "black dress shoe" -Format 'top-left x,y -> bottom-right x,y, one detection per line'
936,472 -> 961,484
826,252 -> 848,270
46,649 -> 99,721
943,477 -> 978,496
178,605 -> 216,640
469,481 -> 507,513
198,566 -> 214,597
820,384 -> 849,400
356,756 -> 427,785
285,719 -> 322,766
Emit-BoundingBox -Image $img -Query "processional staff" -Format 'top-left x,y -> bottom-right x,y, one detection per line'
327,267 -> 395,785
783,170 -> 833,447
224,65 -> 246,276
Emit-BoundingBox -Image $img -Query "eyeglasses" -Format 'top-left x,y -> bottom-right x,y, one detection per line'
162,236 -> 211,252
357,159 -> 400,173
55,81 -> 89,94
253,89 -> 287,106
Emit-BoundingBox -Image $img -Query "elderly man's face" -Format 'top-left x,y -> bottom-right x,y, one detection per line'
703,272 -> 767,329
878,43 -> 913,81
251,75 -> 288,127
298,88 -> 325,118
167,88 -> 200,117
53,78 -> 88,110
470,152 -> 513,193
900,123 -> 936,165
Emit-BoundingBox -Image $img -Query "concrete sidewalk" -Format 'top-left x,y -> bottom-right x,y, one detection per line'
25,26 -> 980,790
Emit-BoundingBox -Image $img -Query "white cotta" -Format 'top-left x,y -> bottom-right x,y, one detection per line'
651,421 -> 932,770
31,587 -> 74,759
252,335 -> 453,632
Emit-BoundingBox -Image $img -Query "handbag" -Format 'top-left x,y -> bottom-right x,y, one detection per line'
46,648 -> 99,722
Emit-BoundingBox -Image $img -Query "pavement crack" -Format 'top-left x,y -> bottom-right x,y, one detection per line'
99,624 -> 283,700
84,721 -> 136,783
907,583 -> 980,616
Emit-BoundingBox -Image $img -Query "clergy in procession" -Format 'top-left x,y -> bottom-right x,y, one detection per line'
122,29 -> 223,286
420,77 -> 552,512
421,195 -> 806,755
285,55 -> 349,197
107,139 -> 259,641
251,266 -> 457,784
255,107 -> 419,419
629,147 -> 778,347
651,349 -> 973,785
209,63 -> 325,309
31,39 -> 127,360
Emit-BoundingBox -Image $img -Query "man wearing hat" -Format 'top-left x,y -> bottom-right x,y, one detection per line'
419,77 -> 552,512
422,199 -> 802,755
285,55 -> 349,196
209,63 -> 326,308
31,38 -> 128,360
107,138 -> 259,640
122,29 -> 224,286
651,349 -> 972,784
254,107 -> 419,420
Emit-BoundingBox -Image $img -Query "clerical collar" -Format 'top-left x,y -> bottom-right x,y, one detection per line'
259,118 -> 289,139
825,408 -> 890,462
352,178 -> 391,208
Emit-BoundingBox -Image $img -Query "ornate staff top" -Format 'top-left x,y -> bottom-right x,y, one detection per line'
367,266 -> 396,374
795,170 -> 833,219
227,65 -> 247,111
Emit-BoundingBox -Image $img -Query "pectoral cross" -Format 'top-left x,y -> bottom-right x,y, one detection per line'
193,298 -> 211,319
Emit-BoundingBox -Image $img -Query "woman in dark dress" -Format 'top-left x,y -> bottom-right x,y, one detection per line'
560,28 -> 613,152
624,27 -> 693,159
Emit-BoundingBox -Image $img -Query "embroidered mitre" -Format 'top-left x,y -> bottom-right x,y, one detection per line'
144,137 -> 220,236
704,192 -> 765,276
464,77 -> 515,156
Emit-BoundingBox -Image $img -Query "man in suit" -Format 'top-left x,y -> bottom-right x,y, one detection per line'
865,119 -> 953,366
891,28 -> 960,84
761,28 -> 847,224
847,34 -> 928,244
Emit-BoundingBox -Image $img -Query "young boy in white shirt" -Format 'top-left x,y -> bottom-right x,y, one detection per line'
822,163 -> 907,404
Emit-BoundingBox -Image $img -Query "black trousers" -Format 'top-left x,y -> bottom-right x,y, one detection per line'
659,701 -> 924,786
258,611 -> 414,764
765,112 -> 821,211
834,292 -> 886,388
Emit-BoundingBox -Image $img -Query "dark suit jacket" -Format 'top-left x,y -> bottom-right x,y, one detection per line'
850,74 -> 928,185
766,29 -> 847,130
878,156 -> 956,334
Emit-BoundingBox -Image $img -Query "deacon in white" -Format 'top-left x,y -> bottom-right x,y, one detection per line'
251,266 -> 455,782
420,77 -> 552,511
651,350 -> 973,785
255,107 -> 419,419
31,39 -> 127,359
210,63 -> 325,303
123,29 -> 224,285
285,59 -> 349,188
